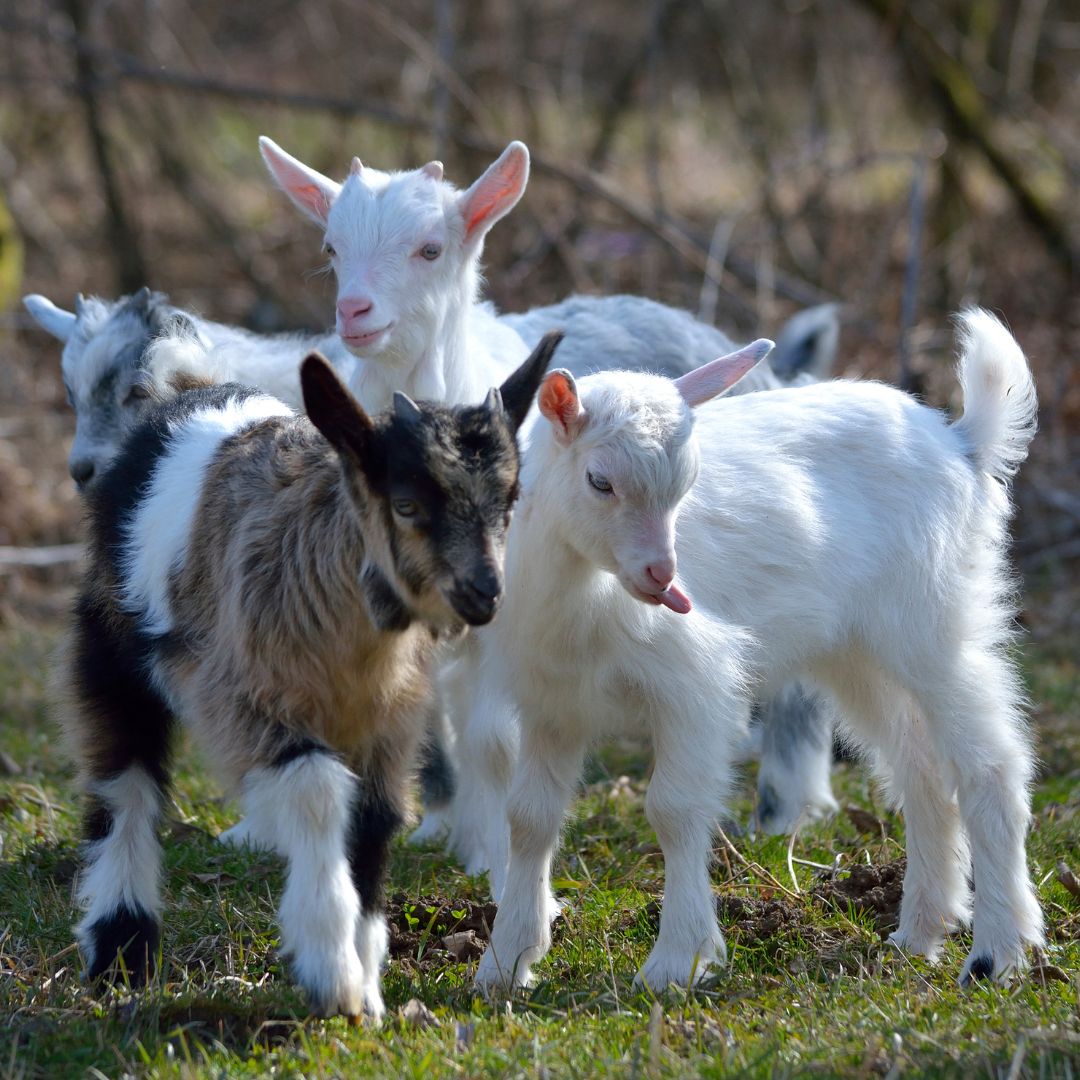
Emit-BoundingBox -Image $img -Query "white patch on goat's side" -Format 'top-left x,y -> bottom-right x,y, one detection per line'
75,766 -> 162,970
240,755 -> 370,1017
121,394 -> 293,635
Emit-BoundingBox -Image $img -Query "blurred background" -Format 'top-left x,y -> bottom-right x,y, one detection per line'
0,0 -> 1078,643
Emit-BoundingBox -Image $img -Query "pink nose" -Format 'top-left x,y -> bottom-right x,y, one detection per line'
646,561 -> 676,590
337,296 -> 373,322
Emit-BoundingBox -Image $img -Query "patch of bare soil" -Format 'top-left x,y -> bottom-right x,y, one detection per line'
811,858 -> 906,937
386,894 -> 499,969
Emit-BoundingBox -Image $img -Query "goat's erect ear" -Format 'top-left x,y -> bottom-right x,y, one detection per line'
302,352 -> 374,461
538,367 -> 584,445
23,295 -> 77,342
459,141 -> 529,246
259,136 -> 342,226
498,330 -> 564,435
674,339 -> 774,408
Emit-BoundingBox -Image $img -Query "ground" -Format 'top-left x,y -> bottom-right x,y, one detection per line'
0,611 -> 1077,1079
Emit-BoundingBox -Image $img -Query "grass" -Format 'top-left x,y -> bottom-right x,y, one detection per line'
1,615 -> 1078,1078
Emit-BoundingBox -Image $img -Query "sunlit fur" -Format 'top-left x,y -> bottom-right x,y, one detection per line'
474,310 -> 1042,992
57,339 -> 554,1018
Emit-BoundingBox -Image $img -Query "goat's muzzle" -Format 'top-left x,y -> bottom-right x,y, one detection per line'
449,566 -> 503,626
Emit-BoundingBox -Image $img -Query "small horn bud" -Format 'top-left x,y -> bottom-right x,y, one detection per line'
349,156 -> 364,177
421,161 -> 444,181
393,391 -> 423,424
484,386 -> 502,414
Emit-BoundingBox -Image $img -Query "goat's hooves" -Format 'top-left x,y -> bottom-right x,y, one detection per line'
634,946 -> 726,992
298,952 -> 368,1018
958,946 -> 1027,987
474,953 -> 528,997
887,929 -> 945,963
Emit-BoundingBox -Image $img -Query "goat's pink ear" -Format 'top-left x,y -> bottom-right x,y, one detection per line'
539,368 -> 585,445
674,339 -> 774,408
259,136 -> 342,226
459,141 -> 529,245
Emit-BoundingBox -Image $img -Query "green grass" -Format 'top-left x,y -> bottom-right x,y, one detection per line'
1,617 -> 1078,1078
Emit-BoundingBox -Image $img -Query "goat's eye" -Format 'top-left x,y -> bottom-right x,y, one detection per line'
125,384 -> 152,404
323,242 -> 337,258
393,498 -> 420,518
419,243 -> 442,261
587,470 -> 613,494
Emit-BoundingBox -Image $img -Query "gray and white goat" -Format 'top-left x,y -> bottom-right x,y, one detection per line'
56,332 -> 561,1018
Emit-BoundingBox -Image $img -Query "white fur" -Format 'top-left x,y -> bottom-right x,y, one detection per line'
122,393 -> 293,635
76,766 -> 163,973
240,755 -> 375,1018
475,310 -> 1043,991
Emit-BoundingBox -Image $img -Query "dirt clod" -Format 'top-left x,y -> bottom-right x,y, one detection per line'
386,895 -> 498,965
811,858 -> 906,936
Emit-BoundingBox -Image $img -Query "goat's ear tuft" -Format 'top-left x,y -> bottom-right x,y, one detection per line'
302,352 -> 373,460
538,364 -> 584,446
259,136 -> 342,227
674,339 -> 774,408
23,295 -> 77,342
460,141 -> 529,246
393,391 -> 424,426
500,330 -> 564,435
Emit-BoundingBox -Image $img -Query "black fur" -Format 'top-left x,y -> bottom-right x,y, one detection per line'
85,907 -> 160,982
360,564 -> 413,632
966,955 -> 995,982
417,722 -> 456,809
347,780 -> 404,915
82,797 -> 113,844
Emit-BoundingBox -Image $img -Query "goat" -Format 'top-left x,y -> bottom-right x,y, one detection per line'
259,137 -> 846,848
473,311 -> 1042,993
56,333 -> 561,1018
22,287 -> 354,487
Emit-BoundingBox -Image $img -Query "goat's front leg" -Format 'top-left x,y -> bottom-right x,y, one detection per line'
241,749 -> 366,1017
474,725 -> 585,993
635,708 -> 739,990
347,755 -> 408,1023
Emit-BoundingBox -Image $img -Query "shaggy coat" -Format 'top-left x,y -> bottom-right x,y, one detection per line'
58,334 -> 559,1018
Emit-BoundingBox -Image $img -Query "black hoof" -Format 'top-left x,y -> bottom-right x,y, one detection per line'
963,954 -> 994,985
85,907 -> 160,983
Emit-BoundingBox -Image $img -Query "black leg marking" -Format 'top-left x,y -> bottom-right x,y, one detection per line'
966,955 -> 995,982
418,726 -> 456,809
347,784 -> 404,915
85,908 -> 160,983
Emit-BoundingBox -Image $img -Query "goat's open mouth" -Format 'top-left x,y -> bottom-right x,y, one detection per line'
629,581 -> 692,614
340,323 -> 394,350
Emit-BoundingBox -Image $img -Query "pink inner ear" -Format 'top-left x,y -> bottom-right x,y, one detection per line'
539,372 -> 582,436
463,147 -> 528,240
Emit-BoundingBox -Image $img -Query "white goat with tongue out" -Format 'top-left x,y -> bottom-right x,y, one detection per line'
475,312 -> 1043,992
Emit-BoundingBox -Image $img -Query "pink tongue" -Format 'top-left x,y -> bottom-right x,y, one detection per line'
657,582 -> 692,614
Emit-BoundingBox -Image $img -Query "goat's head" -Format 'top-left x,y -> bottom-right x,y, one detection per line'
259,137 -> 529,364
302,331 -> 562,629
534,340 -> 773,614
23,288 -> 197,489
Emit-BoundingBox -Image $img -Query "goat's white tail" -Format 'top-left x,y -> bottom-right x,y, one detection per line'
952,309 -> 1038,483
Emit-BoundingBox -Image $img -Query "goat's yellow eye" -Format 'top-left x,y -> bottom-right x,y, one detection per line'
393,499 -> 420,518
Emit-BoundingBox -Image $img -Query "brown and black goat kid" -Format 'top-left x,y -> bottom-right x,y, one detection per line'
57,332 -> 563,1019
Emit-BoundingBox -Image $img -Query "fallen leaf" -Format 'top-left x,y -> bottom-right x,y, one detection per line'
442,930 -> 483,961
845,804 -> 885,834
400,998 -> 439,1028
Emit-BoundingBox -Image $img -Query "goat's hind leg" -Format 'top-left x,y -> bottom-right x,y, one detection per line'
62,605 -> 173,983
814,657 -> 971,962
239,738 -> 366,1017
907,647 -> 1043,983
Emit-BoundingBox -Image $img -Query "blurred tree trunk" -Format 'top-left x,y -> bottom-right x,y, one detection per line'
64,0 -> 147,293
855,0 -> 1076,279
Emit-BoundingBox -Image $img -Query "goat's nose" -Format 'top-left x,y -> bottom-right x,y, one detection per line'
646,561 -> 676,591
464,566 -> 501,604
337,296 -> 374,321
70,458 -> 95,486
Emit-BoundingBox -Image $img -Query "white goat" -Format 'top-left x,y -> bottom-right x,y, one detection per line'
473,310 -> 1042,993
